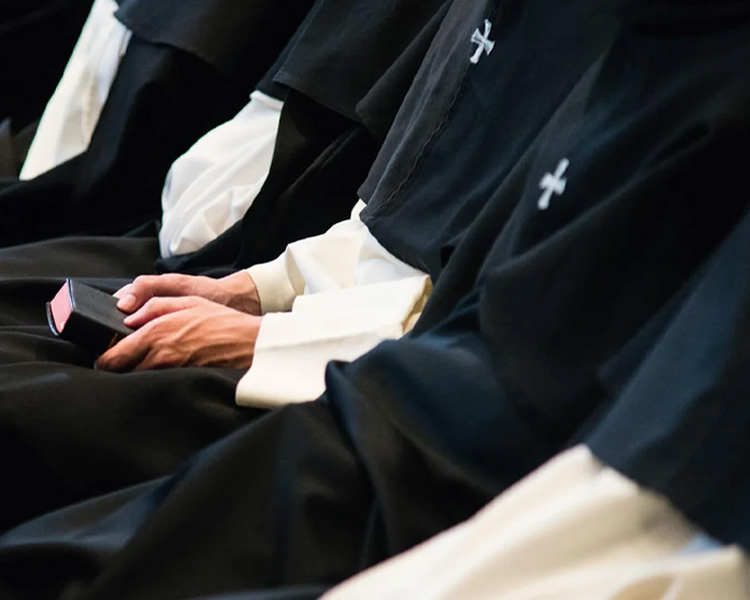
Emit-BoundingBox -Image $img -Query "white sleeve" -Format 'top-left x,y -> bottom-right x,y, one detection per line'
244,205 -> 375,315
236,202 -> 432,407
323,445 -> 749,600
158,91 -> 283,257
19,0 -> 131,179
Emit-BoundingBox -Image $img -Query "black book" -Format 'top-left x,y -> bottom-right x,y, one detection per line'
46,279 -> 134,356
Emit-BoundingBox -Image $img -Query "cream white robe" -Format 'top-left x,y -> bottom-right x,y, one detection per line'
20,0 -> 131,179
324,445 -> 750,600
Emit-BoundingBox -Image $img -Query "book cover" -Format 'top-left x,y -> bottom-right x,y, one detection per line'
46,279 -> 134,356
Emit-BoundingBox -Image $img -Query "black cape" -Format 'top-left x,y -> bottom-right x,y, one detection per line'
5,1 -> 749,598
158,0 -> 453,274
359,0 -> 621,280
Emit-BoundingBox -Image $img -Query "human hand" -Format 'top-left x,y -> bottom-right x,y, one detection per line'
96,296 -> 262,372
115,272 -> 261,316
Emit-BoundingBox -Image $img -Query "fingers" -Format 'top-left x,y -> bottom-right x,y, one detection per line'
96,326 -> 153,372
99,298 -> 209,370
96,302 -> 261,372
115,274 -> 201,313
113,284 -> 133,300
123,296 -> 207,328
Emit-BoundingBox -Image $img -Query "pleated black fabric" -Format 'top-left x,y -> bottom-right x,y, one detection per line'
441,0 -> 750,431
0,299 -> 539,600
575,0 -> 750,555
115,0 -> 310,81
587,206 -> 750,551
273,0 -> 453,134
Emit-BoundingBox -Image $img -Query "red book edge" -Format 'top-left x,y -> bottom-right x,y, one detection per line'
48,281 -> 74,335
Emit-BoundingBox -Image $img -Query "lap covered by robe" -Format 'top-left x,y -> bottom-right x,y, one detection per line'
0,297 -> 553,600
0,235 -> 261,531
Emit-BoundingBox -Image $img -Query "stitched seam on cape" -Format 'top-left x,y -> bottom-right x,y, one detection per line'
367,2 -> 499,220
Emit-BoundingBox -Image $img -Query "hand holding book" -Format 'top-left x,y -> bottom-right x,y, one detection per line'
95,295 -> 261,372
48,274 -> 263,370
115,272 -> 261,315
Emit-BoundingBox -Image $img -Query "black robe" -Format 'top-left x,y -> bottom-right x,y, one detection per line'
0,0 -> 622,531
158,0 -> 453,274
0,0 -> 316,246
0,0 -> 451,274
3,1 -> 749,598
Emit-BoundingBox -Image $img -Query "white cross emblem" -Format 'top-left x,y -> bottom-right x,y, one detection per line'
538,158 -> 570,210
470,19 -> 495,64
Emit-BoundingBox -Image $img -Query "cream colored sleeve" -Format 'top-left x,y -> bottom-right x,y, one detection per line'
324,445 -> 749,600
236,202 -> 432,407
244,208 -> 373,315
159,91 -> 283,257
20,0 -> 132,179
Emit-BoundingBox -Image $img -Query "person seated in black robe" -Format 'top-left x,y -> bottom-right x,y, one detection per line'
0,4 -> 749,600
0,0 -> 464,529
2,1 -> 750,597
0,0 -> 317,244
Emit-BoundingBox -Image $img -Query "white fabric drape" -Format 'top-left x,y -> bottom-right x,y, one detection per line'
159,91 -> 283,257
20,0 -> 131,179
324,446 -> 750,600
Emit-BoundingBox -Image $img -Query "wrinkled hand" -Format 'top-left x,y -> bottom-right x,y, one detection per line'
115,272 -> 261,315
96,296 -> 262,372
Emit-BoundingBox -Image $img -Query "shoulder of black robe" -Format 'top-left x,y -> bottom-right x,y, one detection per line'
272,0 -> 454,136
359,0 -> 623,280
156,0 -> 451,273
0,0 -> 94,132
114,0 -> 311,89
461,0 -> 750,456
0,0 -> 319,247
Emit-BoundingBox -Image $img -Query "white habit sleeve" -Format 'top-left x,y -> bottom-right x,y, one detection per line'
20,0 -> 131,179
238,202 -> 432,407
323,445 -> 750,600
159,91 -> 283,257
